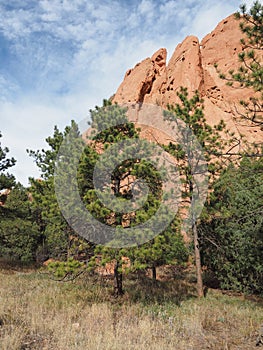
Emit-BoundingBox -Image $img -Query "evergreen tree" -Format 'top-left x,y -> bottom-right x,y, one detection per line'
28,122 -> 93,261
199,156 -> 263,294
0,131 -> 16,193
79,101 -> 188,295
127,219 -> 188,282
0,133 -> 41,263
0,183 -> 40,263
29,101 -> 188,293
163,87 -> 236,297
217,1 -> 263,126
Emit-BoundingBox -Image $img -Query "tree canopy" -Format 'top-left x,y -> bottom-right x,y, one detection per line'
218,0 -> 263,126
0,132 -> 16,193
81,101 -> 188,294
199,155 -> 263,294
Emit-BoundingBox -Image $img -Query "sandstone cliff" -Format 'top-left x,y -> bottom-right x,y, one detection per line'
113,15 -> 262,145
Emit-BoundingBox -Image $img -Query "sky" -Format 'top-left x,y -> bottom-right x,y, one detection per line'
0,0 -> 258,186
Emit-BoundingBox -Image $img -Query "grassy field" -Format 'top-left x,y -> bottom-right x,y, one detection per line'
0,266 -> 262,350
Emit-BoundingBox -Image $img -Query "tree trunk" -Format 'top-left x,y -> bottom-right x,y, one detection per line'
152,266 -> 157,281
114,260 -> 123,296
189,176 -> 204,298
193,221 -> 204,298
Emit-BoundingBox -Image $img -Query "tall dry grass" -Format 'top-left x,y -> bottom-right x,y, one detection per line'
0,269 -> 262,350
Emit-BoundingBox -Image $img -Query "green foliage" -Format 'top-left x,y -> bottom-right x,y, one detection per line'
80,101 -> 188,294
164,87 -> 233,165
28,121 -> 93,261
28,127 -> 69,260
221,1 -> 263,126
47,257 -> 85,279
28,126 -> 64,180
77,145 -> 99,197
235,1 -> 263,53
199,156 -> 263,294
127,220 -> 189,274
0,184 -> 40,263
163,87 -> 235,201
0,131 -> 16,192
90,99 -> 138,145
163,87 -> 237,297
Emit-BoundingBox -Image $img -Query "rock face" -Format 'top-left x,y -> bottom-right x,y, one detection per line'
113,15 -> 262,144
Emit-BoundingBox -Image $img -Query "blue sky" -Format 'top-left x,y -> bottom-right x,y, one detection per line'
0,0 -> 257,185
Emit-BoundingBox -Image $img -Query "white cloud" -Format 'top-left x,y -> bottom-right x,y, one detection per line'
189,2 -> 235,39
0,75 -> 19,102
0,94 -> 96,185
138,0 -> 156,21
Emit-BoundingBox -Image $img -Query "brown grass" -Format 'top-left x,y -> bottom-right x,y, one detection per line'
0,268 -> 262,350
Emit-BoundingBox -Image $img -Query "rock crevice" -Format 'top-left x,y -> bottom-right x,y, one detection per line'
113,14 -> 262,144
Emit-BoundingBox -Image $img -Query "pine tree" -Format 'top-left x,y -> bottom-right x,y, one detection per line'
163,87 -> 236,297
127,219 -> 188,282
0,134 -> 40,263
199,155 -> 263,294
0,183 -> 40,263
79,101 -> 188,295
217,1 -> 263,126
0,131 -> 16,193
28,122 -> 93,262
30,101 -> 188,293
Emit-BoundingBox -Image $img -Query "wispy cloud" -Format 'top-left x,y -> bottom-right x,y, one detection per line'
0,0 -> 254,184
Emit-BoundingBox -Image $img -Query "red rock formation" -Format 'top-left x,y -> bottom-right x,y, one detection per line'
113,15 -> 262,144
114,48 -> 167,104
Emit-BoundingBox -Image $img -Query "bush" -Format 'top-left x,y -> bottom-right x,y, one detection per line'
199,157 -> 263,295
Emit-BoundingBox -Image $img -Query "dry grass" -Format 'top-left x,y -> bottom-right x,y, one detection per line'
0,268 -> 262,350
